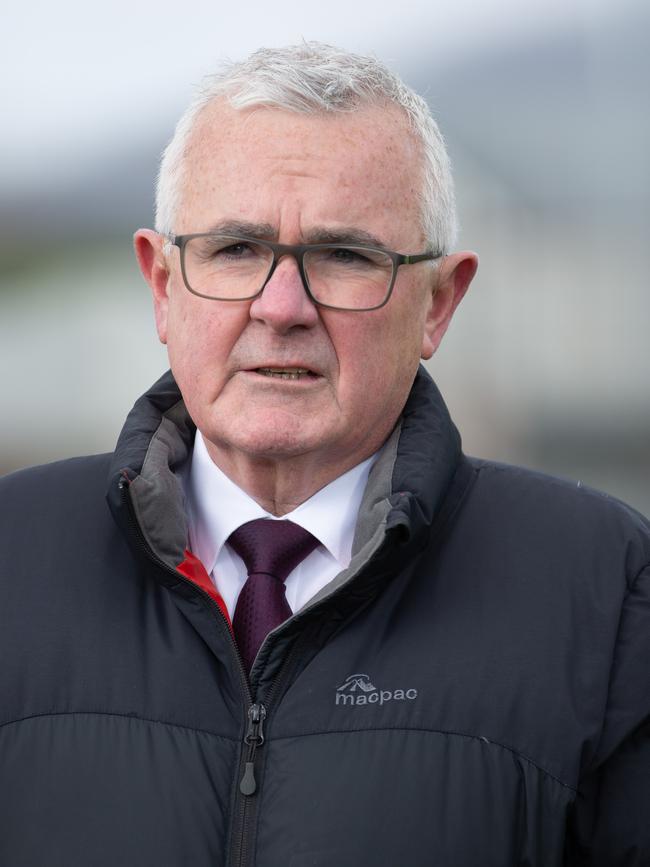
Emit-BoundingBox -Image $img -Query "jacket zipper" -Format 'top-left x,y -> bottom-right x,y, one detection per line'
239,703 -> 266,795
118,479 -> 296,867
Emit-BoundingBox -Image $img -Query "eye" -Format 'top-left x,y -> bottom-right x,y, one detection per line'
191,237 -> 265,264
211,241 -> 255,259
330,247 -> 369,264
322,246 -> 390,270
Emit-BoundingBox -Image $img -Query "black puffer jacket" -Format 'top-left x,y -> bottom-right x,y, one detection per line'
1,368 -> 649,866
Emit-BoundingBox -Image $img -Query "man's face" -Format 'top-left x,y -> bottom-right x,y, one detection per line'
138,101 -> 471,483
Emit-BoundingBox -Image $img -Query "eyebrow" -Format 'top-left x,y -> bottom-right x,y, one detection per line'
302,226 -> 387,248
202,221 -> 388,249
204,220 -> 277,239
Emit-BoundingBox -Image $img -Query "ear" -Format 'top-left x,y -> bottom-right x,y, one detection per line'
421,251 -> 478,360
134,228 -> 171,344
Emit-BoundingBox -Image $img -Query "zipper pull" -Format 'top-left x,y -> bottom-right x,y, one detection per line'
240,703 -> 266,796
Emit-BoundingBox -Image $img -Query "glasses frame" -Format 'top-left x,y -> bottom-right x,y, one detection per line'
166,232 -> 443,312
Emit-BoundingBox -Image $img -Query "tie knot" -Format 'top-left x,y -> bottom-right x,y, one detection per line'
228,518 -> 319,583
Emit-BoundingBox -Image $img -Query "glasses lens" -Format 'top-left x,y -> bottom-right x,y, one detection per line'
182,235 -> 273,299
304,246 -> 394,310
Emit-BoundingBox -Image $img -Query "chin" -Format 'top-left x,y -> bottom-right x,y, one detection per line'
211,418 -> 331,462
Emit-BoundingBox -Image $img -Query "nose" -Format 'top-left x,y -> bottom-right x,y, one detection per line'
248,254 -> 319,333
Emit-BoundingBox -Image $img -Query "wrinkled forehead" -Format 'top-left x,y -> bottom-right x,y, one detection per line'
177,98 -> 426,244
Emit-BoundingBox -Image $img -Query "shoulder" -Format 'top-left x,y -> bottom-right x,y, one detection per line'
0,453 -> 113,520
467,455 -> 649,528
463,457 -> 650,584
1,452 -> 112,487
0,454 -> 123,598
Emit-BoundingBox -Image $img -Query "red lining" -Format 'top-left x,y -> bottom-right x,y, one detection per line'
176,549 -> 232,630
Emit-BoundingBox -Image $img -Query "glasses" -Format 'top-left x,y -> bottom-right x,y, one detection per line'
166,233 -> 442,312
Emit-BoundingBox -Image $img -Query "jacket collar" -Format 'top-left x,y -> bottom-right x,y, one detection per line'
106,366 -> 463,570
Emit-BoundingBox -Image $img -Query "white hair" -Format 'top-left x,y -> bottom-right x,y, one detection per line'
155,42 -> 458,252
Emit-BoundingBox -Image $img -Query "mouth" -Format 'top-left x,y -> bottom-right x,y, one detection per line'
252,367 -> 319,381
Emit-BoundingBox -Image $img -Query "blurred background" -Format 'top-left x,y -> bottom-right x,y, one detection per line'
2,0 -> 649,514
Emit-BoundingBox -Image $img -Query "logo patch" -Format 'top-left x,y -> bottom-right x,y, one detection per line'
335,673 -> 418,707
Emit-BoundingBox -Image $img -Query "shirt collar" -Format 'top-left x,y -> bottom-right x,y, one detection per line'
186,431 -> 377,575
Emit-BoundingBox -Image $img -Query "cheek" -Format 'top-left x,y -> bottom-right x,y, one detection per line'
165,301 -> 199,376
333,313 -> 422,411
334,322 -> 404,404
165,297 -> 245,389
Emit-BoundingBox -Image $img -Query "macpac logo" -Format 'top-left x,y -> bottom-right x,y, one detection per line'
335,673 -> 418,707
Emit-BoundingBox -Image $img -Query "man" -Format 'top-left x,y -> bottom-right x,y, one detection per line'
0,43 -> 648,867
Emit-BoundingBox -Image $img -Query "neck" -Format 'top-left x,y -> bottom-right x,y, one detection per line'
201,441 -> 376,516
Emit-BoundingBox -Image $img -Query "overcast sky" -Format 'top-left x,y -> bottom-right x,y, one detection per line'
3,0 -> 628,191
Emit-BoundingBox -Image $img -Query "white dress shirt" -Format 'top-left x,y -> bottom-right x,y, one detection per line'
186,432 -> 377,618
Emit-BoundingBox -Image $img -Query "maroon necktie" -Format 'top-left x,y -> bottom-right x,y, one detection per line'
228,518 -> 319,674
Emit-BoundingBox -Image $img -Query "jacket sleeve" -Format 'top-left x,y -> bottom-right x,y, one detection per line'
565,564 -> 650,866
